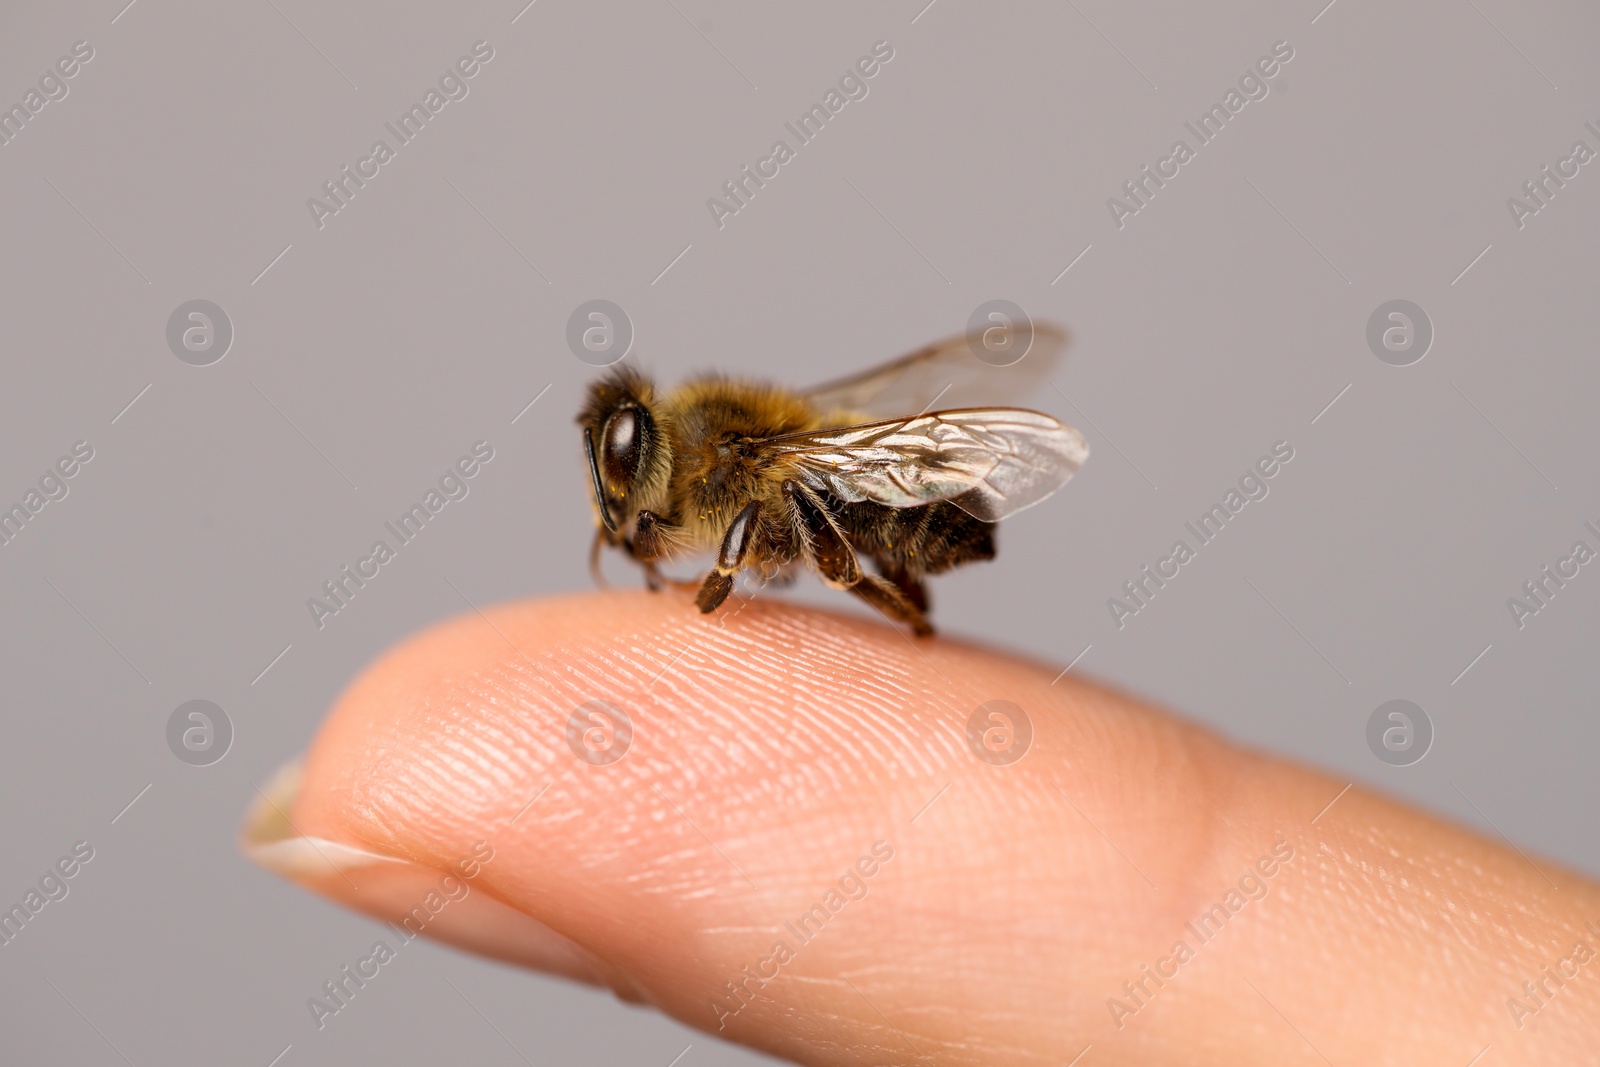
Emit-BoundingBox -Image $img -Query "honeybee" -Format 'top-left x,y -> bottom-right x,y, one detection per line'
578,324 -> 1088,636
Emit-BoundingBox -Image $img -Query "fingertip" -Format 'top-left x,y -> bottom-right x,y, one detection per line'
253,589 -> 1251,1061
239,757 -> 608,985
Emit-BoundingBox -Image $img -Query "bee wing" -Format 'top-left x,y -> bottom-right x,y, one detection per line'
803,324 -> 1067,419
762,408 -> 1089,521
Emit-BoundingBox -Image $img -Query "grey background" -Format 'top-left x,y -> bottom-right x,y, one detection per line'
2,0 -> 1598,1063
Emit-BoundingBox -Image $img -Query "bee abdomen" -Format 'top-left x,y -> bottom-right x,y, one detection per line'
832,499 -> 995,577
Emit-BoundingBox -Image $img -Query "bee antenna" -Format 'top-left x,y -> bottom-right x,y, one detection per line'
583,427 -> 618,532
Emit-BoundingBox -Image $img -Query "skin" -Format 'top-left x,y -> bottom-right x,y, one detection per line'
244,589 -> 1600,1065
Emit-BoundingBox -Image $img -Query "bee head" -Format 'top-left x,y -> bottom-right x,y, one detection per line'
578,368 -> 668,532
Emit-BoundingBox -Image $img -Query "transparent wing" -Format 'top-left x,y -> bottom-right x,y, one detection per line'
803,323 -> 1067,420
764,408 -> 1089,521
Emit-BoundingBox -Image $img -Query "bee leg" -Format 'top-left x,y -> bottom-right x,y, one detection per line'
882,566 -> 930,614
629,511 -> 695,593
632,510 -> 668,562
695,501 -> 761,614
695,572 -> 733,613
641,562 -> 700,593
781,483 -> 860,589
589,528 -> 611,588
851,574 -> 935,637
782,483 -> 936,637
904,579 -> 930,614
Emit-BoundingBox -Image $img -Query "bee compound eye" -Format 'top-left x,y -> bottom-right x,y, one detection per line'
601,406 -> 646,486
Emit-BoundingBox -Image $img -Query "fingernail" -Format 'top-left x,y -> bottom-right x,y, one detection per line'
240,758 -> 410,878
240,756 -> 605,987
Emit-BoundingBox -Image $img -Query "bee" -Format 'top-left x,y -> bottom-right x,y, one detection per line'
577,324 -> 1088,636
